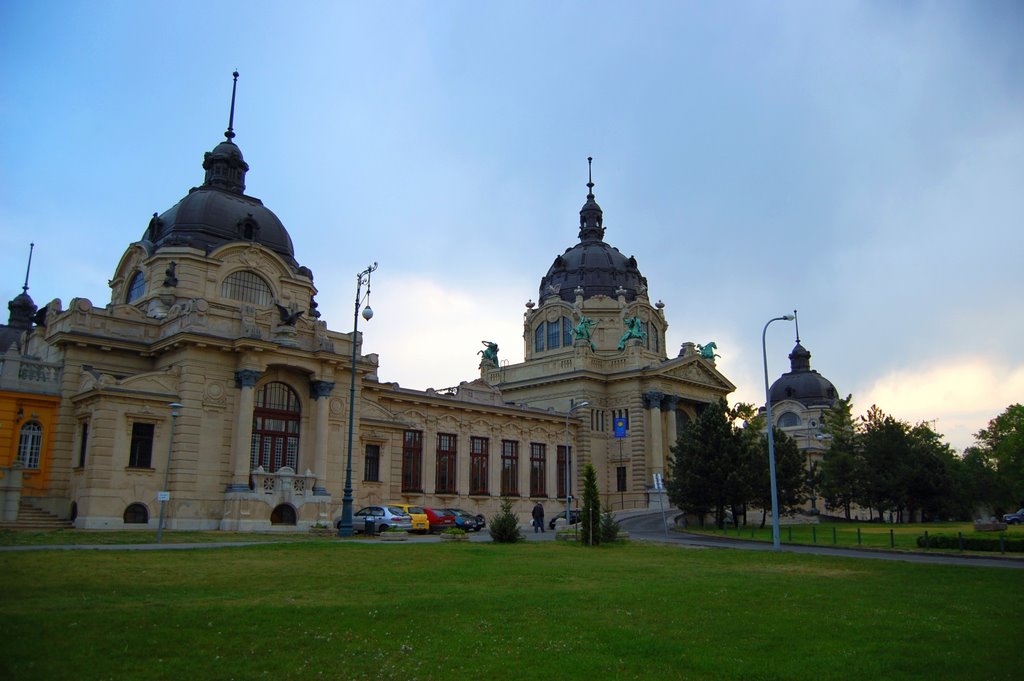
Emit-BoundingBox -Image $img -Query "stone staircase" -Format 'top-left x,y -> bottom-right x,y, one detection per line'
0,500 -> 73,530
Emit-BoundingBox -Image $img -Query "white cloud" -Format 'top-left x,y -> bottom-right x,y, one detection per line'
860,359 -> 1024,452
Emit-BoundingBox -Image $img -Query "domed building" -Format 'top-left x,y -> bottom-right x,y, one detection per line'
1,74 -> 581,531
763,330 -> 839,512
484,161 -> 736,510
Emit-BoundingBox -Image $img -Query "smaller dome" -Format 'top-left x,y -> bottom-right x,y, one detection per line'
768,342 -> 838,407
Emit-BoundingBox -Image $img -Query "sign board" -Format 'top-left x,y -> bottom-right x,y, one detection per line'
613,417 -> 628,438
652,473 -> 664,491
157,491 -> 170,502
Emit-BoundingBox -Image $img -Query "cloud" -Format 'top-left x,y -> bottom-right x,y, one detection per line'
859,359 -> 1024,452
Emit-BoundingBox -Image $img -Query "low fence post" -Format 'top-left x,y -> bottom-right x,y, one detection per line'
857,527 -> 862,546
958,532 -> 963,552
832,527 -> 837,545
787,526 -> 792,542
812,526 -> 817,544
889,529 -> 894,548
924,530 -> 929,550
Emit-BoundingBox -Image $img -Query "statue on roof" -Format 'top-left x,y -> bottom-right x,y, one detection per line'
696,342 -> 721,361
479,340 -> 499,368
617,316 -> 647,351
573,315 -> 597,348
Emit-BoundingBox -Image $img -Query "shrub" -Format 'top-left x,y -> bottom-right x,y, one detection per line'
441,527 -> 467,536
489,498 -> 524,543
600,510 -> 621,543
580,463 -> 601,546
916,533 -> 1024,552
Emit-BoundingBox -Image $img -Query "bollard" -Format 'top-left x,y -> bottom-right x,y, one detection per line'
832,527 -> 837,545
1000,535 -> 1005,555
958,532 -> 963,552
857,527 -> 862,545
812,526 -> 817,544
890,529 -> 894,548
924,530 -> 929,550
787,526 -> 792,542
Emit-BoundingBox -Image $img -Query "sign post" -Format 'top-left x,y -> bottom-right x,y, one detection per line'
653,473 -> 669,537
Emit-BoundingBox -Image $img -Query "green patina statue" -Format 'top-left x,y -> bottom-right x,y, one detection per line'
574,315 -> 597,348
478,340 -> 500,368
616,316 -> 647,351
696,341 -> 720,360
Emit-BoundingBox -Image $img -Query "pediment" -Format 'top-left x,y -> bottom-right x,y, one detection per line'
656,357 -> 736,392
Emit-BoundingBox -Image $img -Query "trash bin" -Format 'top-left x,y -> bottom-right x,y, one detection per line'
364,518 -> 375,536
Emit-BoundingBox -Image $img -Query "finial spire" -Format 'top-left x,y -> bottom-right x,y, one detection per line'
225,70 -> 239,141
793,309 -> 800,343
22,242 -> 34,294
586,156 -> 594,197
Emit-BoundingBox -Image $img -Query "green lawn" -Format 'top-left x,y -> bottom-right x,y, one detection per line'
685,521 -> 1024,553
1,540 -> 1021,680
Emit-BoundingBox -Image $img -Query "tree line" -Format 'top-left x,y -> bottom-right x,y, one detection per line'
667,399 -> 1023,527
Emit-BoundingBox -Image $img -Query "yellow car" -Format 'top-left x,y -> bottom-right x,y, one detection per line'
390,503 -> 430,533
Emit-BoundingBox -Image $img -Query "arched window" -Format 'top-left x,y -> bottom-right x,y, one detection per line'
250,382 -> 301,473
17,421 -> 42,469
778,412 -> 801,428
222,270 -> 273,306
562,316 -> 573,346
123,503 -> 149,524
534,324 -> 545,353
126,271 -> 145,303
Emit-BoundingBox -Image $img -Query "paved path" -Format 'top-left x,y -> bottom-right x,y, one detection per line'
616,509 -> 1024,569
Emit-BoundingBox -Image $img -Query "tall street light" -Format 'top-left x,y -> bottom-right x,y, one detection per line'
762,313 -> 795,551
156,401 -> 183,543
338,262 -> 377,538
564,399 -> 589,531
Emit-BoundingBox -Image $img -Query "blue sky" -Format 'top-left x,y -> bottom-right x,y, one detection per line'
2,1 -> 1021,451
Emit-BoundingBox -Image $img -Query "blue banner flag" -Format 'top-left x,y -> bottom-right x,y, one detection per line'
613,417 -> 627,438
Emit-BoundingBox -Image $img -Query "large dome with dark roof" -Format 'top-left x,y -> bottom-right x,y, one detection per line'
538,161 -> 647,303
769,341 -> 838,407
139,73 -> 298,270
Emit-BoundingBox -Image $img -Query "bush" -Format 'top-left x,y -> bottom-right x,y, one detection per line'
916,533 -> 1024,552
488,498 -> 524,543
441,527 -> 467,536
600,510 -> 621,543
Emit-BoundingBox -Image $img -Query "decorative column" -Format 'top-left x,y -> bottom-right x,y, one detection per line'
227,369 -> 261,492
309,380 -> 335,496
643,391 -> 665,478
663,395 -> 680,465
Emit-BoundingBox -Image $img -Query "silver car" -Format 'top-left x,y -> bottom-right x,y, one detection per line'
336,505 -> 414,533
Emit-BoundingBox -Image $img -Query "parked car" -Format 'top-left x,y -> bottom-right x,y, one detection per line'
390,503 -> 431,533
549,509 -> 582,530
422,507 -> 457,533
1003,509 -> 1024,524
335,505 -> 413,533
446,508 -> 484,532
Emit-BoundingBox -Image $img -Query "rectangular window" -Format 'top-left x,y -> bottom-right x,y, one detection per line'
470,436 -> 489,495
402,430 -> 423,493
617,466 -> 627,492
128,422 -> 155,468
535,324 -> 545,353
500,440 -> 519,496
547,320 -> 560,349
77,421 -> 89,469
557,445 -> 570,499
18,423 -> 42,469
529,443 -> 546,497
563,317 -> 573,346
364,443 -> 380,482
436,433 -> 457,494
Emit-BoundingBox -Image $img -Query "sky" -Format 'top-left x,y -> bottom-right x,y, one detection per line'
1,1 -> 1021,453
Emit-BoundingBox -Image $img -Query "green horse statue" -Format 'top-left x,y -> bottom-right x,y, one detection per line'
696,341 -> 720,360
479,340 -> 500,368
617,317 -> 647,351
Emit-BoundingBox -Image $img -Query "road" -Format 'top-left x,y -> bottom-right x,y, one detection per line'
616,510 -> 1024,569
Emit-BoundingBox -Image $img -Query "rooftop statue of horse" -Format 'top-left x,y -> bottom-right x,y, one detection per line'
617,316 -> 647,351
696,341 -> 720,360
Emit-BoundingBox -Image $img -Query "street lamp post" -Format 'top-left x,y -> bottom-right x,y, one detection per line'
762,313 -> 795,551
338,262 -> 378,538
156,402 -> 183,543
564,400 -> 589,532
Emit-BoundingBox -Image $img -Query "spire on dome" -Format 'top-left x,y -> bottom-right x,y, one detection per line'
7,242 -> 37,330
202,70 -> 249,194
578,156 -> 605,242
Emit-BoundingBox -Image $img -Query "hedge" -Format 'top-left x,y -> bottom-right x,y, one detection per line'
916,533 -> 1024,552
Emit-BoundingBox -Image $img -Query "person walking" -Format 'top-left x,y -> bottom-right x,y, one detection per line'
532,502 -> 545,533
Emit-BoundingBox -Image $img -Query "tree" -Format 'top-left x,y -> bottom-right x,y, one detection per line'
580,463 -> 601,545
749,428 -> 807,527
972,404 -> 1024,511
668,399 -> 748,528
819,395 -> 863,519
488,498 -> 524,543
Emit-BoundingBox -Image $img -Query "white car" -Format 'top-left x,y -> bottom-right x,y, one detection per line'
336,505 -> 414,533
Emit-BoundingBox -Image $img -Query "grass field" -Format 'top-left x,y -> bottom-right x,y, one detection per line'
1,539 -> 1021,680
684,521 -> 1024,553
